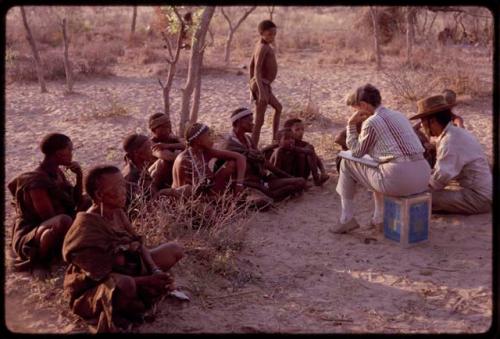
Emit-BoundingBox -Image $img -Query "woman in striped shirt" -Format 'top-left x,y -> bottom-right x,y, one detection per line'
332,84 -> 431,234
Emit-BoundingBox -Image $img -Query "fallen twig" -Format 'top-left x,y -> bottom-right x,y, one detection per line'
411,263 -> 460,272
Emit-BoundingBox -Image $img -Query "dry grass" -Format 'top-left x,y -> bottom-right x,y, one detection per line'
82,90 -> 132,119
129,174 -> 255,278
382,68 -> 442,104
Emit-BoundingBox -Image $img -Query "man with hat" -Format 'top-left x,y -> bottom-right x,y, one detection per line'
410,95 -> 492,214
222,107 -> 307,202
412,89 -> 464,168
333,84 -> 431,234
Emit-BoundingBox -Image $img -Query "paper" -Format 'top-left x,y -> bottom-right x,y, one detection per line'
338,150 -> 379,168
169,290 -> 190,301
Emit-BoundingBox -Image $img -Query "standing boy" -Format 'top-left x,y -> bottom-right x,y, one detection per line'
249,20 -> 282,147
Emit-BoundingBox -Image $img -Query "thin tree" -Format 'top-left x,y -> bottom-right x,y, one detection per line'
179,6 -> 215,135
369,6 -> 382,70
20,6 -> 47,93
406,7 -> 415,67
61,18 -> 74,93
267,6 -> 275,21
221,6 -> 256,65
131,6 -> 138,36
157,6 -> 185,121
189,49 -> 204,124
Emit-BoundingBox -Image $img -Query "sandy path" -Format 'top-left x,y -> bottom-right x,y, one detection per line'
4,55 -> 493,333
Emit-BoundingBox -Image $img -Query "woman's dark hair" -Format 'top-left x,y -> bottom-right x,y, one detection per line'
123,134 -> 149,154
258,20 -> 277,34
40,133 -> 72,156
284,118 -> 303,128
356,83 -> 381,108
85,165 -> 121,200
431,109 -> 454,128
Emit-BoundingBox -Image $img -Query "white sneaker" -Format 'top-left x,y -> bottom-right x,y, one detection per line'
330,218 -> 360,234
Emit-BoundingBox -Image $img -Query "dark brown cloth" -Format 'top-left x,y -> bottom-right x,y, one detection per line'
223,133 -> 267,182
62,211 -> 149,332
7,166 -> 76,270
122,158 -> 154,209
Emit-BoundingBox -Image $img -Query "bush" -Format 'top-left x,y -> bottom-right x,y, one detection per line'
76,41 -> 118,77
131,179 -> 255,276
6,50 -> 76,83
382,68 -> 441,103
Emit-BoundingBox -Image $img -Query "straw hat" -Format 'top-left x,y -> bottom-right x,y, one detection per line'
409,95 -> 456,120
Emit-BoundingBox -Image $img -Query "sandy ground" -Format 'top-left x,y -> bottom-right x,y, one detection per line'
4,53 -> 493,333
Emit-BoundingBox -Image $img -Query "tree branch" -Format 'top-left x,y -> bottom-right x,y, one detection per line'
220,7 -> 233,30
234,6 -> 256,31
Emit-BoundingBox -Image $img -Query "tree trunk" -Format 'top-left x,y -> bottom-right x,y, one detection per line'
406,7 -> 414,67
131,6 -> 137,35
61,18 -> 74,93
20,7 -> 47,93
179,6 -> 215,136
190,50 -> 204,124
369,7 -> 382,70
224,30 -> 234,65
159,9 -> 185,124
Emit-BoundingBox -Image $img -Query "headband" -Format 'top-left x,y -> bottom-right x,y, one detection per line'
231,108 -> 253,123
187,124 -> 209,143
124,134 -> 149,154
149,115 -> 171,130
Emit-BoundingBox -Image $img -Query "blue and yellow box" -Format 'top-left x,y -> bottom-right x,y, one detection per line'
383,192 -> 431,247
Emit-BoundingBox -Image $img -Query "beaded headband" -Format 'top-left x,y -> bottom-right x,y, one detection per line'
231,108 -> 253,123
187,124 -> 209,143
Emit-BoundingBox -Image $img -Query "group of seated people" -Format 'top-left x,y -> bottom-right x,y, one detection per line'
6,84 -> 492,332
6,107 -> 331,332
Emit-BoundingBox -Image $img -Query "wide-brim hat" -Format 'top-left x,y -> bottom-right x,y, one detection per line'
410,95 -> 456,120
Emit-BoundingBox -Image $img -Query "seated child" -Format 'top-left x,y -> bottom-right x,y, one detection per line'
148,113 -> 185,188
284,118 -> 329,186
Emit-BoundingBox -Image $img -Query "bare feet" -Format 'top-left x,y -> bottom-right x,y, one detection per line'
314,173 -> 330,186
32,267 -> 51,281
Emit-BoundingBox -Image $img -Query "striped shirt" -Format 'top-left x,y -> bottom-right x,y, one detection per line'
346,106 -> 424,161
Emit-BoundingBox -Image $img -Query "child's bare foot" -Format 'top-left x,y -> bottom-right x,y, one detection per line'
32,267 -> 51,281
314,173 -> 330,186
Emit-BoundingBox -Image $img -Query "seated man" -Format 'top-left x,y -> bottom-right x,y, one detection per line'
410,95 -> 492,214
7,133 -> 89,279
63,165 -> 184,332
148,113 -> 185,188
222,108 -> 306,202
412,89 -> 464,168
122,134 -> 185,211
333,84 -> 431,234
284,118 -> 330,186
172,122 -> 247,196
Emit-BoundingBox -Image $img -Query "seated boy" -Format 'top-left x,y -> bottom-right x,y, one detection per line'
269,128 -> 296,177
148,113 -> 185,187
284,118 -> 329,186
